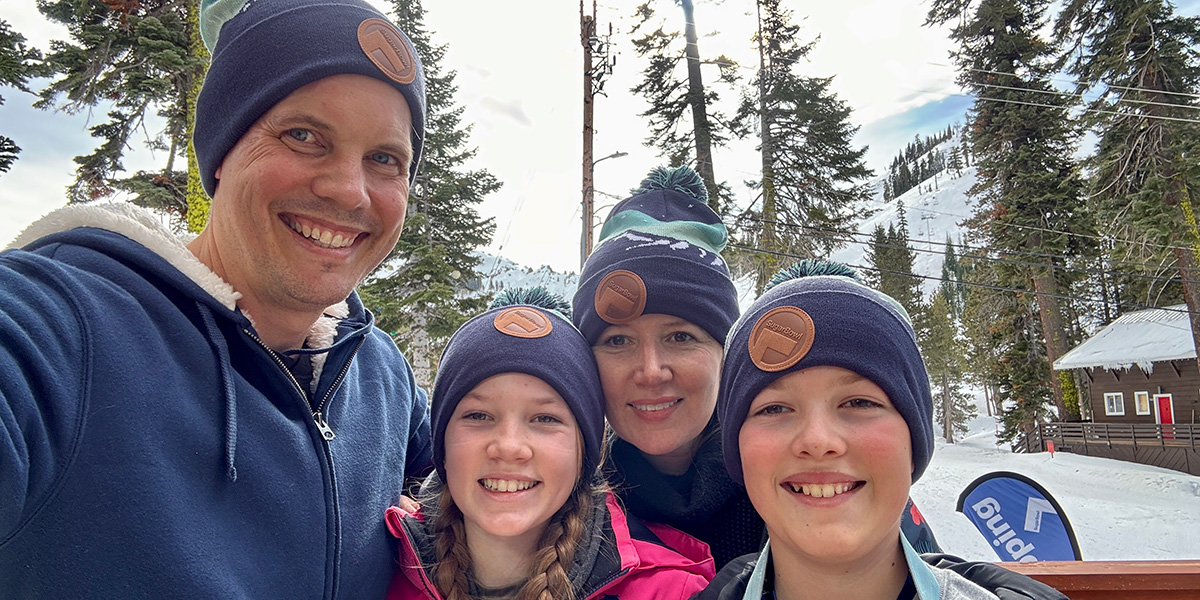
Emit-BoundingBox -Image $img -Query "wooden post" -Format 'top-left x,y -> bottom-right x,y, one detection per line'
580,0 -> 596,268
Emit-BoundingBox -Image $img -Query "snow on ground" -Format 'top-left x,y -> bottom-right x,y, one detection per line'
912,397 -> 1200,561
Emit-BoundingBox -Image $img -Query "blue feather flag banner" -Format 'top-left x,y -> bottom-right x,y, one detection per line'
956,471 -> 1082,562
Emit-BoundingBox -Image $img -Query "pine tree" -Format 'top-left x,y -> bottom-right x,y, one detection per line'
928,0 -> 1095,421
960,259 -> 1053,439
629,1 -> 740,212
0,18 -> 47,174
947,145 -> 963,177
740,0 -> 873,292
34,0 -> 205,228
360,0 -> 498,388
1056,0 -> 1200,373
939,235 -> 967,318
924,293 -> 977,443
864,217 -> 924,336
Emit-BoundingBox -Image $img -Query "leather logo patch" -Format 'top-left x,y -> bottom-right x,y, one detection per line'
493,307 -> 553,339
357,19 -> 416,85
594,270 -> 647,324
748,307 -> 815,372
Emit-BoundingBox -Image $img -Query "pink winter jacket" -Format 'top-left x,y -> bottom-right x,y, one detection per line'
385,492 -> 715,600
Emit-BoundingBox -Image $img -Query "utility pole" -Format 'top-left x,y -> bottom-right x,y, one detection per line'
580,0 -> 613,268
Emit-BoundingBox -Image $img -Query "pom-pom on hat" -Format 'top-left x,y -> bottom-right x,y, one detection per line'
718,259 -> 934,485
194,0 -> 426,197
432,287 -> 605,482
572,165 -> 739,345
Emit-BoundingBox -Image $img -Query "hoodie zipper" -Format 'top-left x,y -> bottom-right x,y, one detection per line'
312,336 -> 367,440
243,328 -> 365,440
243,327 -> 363,600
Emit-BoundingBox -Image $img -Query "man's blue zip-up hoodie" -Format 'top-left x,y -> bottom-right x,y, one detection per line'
0,203 -> 434,599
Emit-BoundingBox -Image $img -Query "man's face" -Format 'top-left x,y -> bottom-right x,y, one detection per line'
207,74 -> 412,315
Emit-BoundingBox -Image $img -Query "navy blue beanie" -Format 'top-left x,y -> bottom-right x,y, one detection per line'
431,289 -> 605,483
573,166 -> 739,345
195,0 -> 426,197
719,260 -> 935,486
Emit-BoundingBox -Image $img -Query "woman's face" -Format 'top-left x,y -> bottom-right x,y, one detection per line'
444,373 -> 581,551
592,313 -> 723,474
738,365 -> 912,568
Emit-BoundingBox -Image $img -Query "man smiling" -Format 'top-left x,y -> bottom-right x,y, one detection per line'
0,0 -> 433,598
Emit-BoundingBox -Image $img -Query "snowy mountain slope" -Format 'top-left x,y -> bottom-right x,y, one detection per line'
831,132 -> 978,297
469,252 -> 578,299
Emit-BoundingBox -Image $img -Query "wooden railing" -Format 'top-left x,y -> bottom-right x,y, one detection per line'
1039,422 -> 1199,448
1025,422 -> 1200,475
1001,560 -> 1200,600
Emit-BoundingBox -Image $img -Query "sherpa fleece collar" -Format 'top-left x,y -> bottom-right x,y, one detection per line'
7,202 -> 352,358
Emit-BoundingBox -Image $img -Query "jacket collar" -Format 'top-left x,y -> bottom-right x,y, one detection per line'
741,536 -> 941,600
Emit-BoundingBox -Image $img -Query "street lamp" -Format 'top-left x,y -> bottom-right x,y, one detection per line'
582,150 -> 628,268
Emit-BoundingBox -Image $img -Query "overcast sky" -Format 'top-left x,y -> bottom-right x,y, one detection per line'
0,0 -> 1085,272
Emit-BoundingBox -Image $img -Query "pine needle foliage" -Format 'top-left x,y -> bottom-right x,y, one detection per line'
0,18 -> 48,174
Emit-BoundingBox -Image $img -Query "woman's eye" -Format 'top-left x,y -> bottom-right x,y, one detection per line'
369,151 -> 398,166
601,334 -> 629,347
669,331 -> 696,343
533,414 -> 563,424
462,411 -> 490,421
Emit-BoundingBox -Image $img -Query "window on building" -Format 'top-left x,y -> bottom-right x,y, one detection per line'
1134,391 -> 1151,415
1104,392 -> 1125,416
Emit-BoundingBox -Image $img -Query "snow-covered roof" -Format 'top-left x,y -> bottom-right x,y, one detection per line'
1054,304 -> 1196,372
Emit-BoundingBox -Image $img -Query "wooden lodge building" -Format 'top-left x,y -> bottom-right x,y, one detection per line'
1043,304 -> 1200,475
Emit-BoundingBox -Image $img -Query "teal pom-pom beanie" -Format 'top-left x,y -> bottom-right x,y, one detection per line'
572,165 -> 739,345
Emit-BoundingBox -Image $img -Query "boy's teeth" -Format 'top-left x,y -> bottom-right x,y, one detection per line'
482,479 -> 537,493
633,399 -> 678,412
789,482 -> 855,498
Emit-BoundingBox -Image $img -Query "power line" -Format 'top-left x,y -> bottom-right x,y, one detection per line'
940,63 -> 1200,102
968,79 -> 1200,114
730,242 -> 1198,316
738,215 -> 1200,278
969,93 -> 1200,125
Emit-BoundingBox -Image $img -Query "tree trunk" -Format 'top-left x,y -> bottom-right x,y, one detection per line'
942,371 -> 954,443
410,310 -> 432,390
184,1 -> 210,233
753,0 -> 777,293
1030,238 -> 1076,420
679,0 -> 719,213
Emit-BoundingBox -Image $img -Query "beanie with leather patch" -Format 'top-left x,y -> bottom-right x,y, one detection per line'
194,0 -> 426,196
572,165 -> 739,345
718,260 -> 934,486
431,288 -> 606,482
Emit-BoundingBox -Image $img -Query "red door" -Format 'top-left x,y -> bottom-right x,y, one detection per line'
1155,394 -> 1175,440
